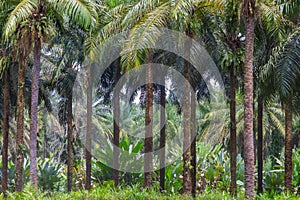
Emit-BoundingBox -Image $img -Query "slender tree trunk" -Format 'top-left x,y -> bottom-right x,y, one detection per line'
160,84 -> 166,192
242,0 -> 256,198
85,64 -> 92,190
29,31 -> 41,189
229,64 -> 237,196
43,111 -> 47,159
2,69 -> 10,195
30,0 -> 45,188
284,100 -> 293,192
67,64 -> 73,192
112,63 -> 121,187
15,54 -> 26,192
191,90 -> 196,197
257,94 -> 263,194
183,27 -> 192,195
144,51 -> 153,188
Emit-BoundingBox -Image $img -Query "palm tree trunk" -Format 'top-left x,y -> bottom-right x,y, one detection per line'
284,100 -> 293,191
257,94 -> 263,194
2,69 -> 10,195
191,90 -> 196,197
183,27 -> 192,195
30,0 -> 45,188
160,84 -> 166,192
229,64 -> 237,196
43,111 -> 47,159
15,54 -> 26,192
242,0 -> 256,198
113,63 -> 121,187
29,31 -> 42,189
67,63 -> 73,192
85,64 -> 92,190
144,51 -> 153,188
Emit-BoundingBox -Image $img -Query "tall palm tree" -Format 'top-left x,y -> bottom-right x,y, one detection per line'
144,50 -> 154,188
261,24 -> 300,191
1,61 -> 10,195
254,22 -> 285,194
0,3 -> 12,193
213,0 -> 242,194
159,84 -> 166,191
29,0 -> 45,188
85,63 -> 92,190
190,88 -> 196,196
66,63 -> 73,192
112,60 -> 121,187
14,35 -> 29,192
284,99 -> 293,191
183,27 -> 192,194
83,2 -> 130,188
4,0 -> 97,190
242,0 -> 256,198
274,29 -> 300,191
2,0 -> 34,191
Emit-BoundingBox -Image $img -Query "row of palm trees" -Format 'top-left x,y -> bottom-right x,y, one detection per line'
0,0 -> 299,199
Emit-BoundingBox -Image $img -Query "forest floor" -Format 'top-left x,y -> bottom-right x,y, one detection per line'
3,185 -> 300,200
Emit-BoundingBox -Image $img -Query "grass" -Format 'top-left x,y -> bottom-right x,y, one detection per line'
2,184 -> 299,200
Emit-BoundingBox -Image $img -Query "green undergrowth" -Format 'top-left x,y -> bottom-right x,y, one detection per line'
1,183 -> 299,200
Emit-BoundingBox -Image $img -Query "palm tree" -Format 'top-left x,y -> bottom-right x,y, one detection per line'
261,25 -> 300,191
159,84 -> 166,192
284,99 -> 293,191
84,2 -> 132,187
4,0 -> 97,190
257,93 -> 263,193
144,51 -> 154,188
183,27 -> 193,194
112,60 -> 121,187
29,0 -> 45,188
242,0 -> 256,198
213,0 -> 241,194
1,61 -> 10,195
190,88 -> 196,196
85,63 -> 92,190
66,63 -> 73,192
2,0 -> 33,191
254,12 -> 286,194
0,4 -> 12,193
14,36 -> 29,192
274,29 -> 300,191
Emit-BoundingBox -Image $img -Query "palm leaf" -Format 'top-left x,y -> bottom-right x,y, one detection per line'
122,2 -> 170,69
275,28 -> 300,96
121,0 -> 157,28
3,0 -> 36,40
51,0 -> 97,29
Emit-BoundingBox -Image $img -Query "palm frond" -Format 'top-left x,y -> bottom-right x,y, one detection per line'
122,2 -> 170,69
261,28 -> 300,98
259,1 -> 286,40
275,28 -> 300,96
267,110 -> 285,135
51,0 -> 98,29
3,0 -> 36,40
121,0 -> 158,28
171,0 -> 193,20
84,4 -> 128,61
